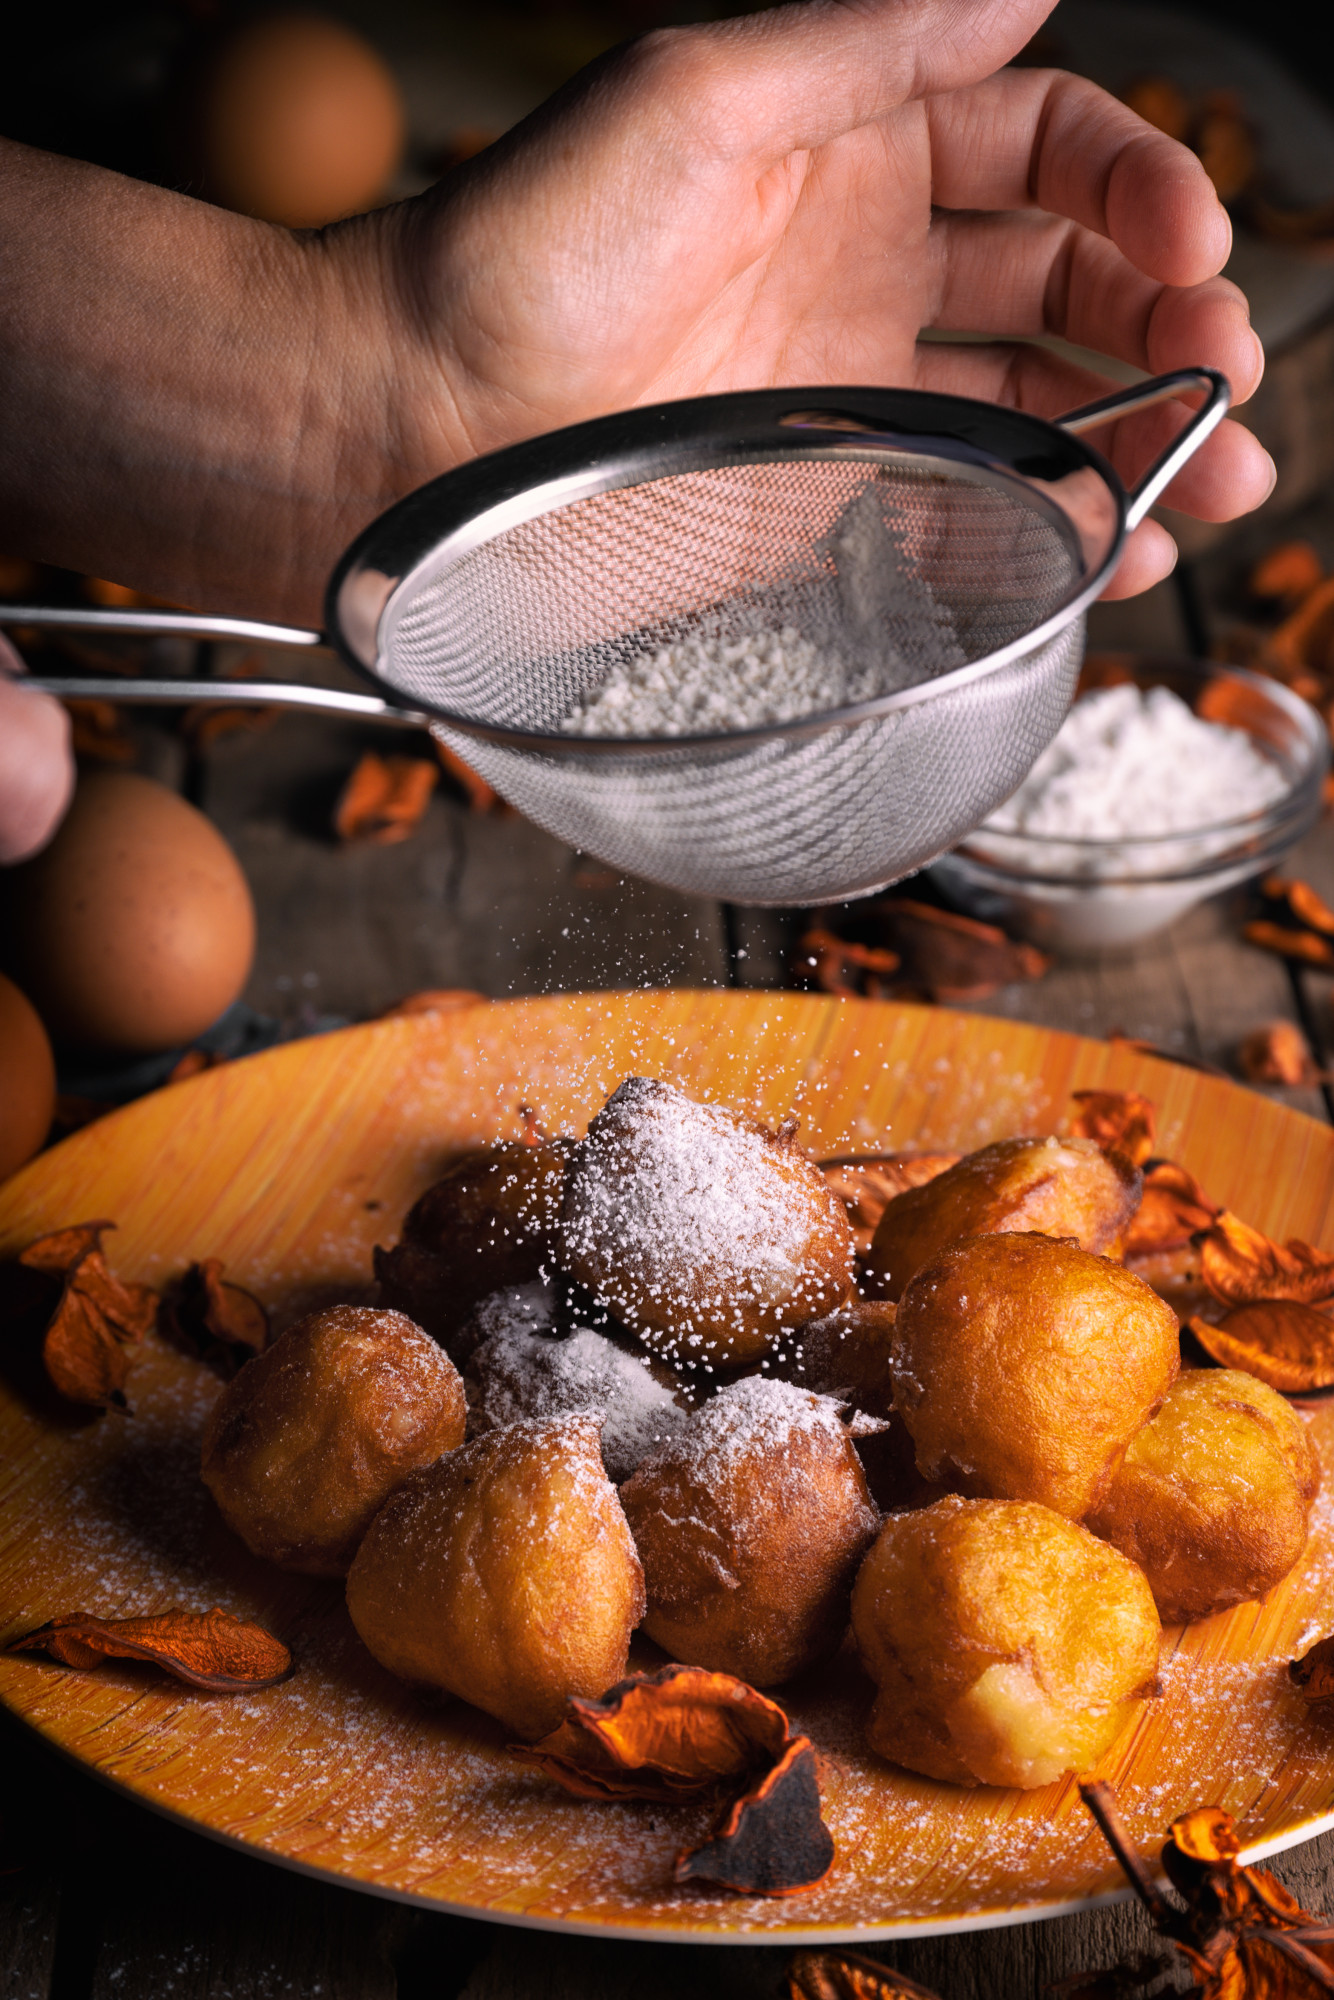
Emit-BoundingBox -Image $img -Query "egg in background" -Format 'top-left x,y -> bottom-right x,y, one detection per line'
193,13 -> 406,227
0,972 -> 56,1180
1,772 -> 256,1055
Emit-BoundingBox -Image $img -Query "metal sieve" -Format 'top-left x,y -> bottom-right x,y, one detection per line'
10,369 -> 1227,906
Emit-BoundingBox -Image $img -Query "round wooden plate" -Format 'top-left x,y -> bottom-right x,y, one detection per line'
4,990 -> 1334,1944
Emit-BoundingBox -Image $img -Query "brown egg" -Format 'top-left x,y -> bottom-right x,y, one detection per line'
197,15 -> 405,228
0,772 -> 255,1053
0,973 -> 55,1179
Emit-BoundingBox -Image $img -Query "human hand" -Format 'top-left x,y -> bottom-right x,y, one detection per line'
0,637 -> 73,862
373,0 -> 1269,598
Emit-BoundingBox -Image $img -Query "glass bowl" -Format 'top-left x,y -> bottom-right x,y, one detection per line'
928,655 -> 1330,953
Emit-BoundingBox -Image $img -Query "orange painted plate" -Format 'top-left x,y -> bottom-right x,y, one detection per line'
3,991 -> 1334,1943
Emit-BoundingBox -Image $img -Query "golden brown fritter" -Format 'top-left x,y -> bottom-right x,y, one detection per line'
346,1411 -> 645,1739
863,1135 -> 1142,1303
1087,1368 -> 1320,1624
770,1299 -> 897,1418
561,1077 -> 854,1368
201,1305 -> 466,1575
851,1495 -> 1161,1788
891,1233 -> 1180,1520
374,1140 -> 569,1361
620,1376 -> 879,1685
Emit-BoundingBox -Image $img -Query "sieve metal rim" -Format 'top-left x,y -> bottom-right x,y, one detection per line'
324,386 -> 1128,755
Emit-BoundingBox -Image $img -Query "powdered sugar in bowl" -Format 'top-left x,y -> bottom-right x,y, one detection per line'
929,657 -> 1329,952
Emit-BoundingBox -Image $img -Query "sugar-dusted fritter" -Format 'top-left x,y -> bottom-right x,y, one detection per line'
863,1136 -> 1142,1303
346,1411 -> 645,1738
464,1304 -> 690,1483
770,1299 -> 897,1417
201,1305 -> 466,1575
851,1495 -> 1161,1788
560,1077 -> 854,1368
1086,1368 -> 1320,1624
620,1376 -> 879,1685
892,1233 -> 1180,1520
373,1140 -> 570,1361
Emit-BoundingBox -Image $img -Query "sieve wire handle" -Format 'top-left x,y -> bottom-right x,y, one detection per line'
1055,367 -> 1230,530
0,605 -> 430,727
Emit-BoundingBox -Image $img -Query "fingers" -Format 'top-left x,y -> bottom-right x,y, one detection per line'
602,0 -> 1061,166
0,643 -> 74,862
927,210 -> 1264,403
912,338 -> 1275,524
926,68 -> 1232,288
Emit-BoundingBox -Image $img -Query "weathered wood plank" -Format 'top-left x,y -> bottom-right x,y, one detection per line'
0,1874 -> 58,2000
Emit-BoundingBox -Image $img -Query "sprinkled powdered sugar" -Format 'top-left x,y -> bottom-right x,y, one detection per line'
560,1077 -> 830,1359
629,1375 -> 869,1516
465,1316 -> 688,1482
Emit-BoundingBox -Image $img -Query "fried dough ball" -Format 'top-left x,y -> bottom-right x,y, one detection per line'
561,1077 -> 854,1368
771,1300 -> 897,1417
851,1496 -> 1161,1788
620,1376 -> 879,1685
465,1310 -> 690,1482
201,1305 -> 466,1575
892,1233 -> 1180,1520
1086,1369 -> 1320,1624
863,1136 -> 1142,1303
346,1411 -> 644,1738
374,1140 -> 569,1361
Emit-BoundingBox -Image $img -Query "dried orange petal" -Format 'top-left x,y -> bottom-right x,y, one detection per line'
1188,1301 -> 1334,1395
819,1155 -> 960,1255
674,1736 -> 834,1898
1171,1807 -> 1241,1866
1239,1024 -> 1319,1087
788,1951 -> 943,2000
1291,1636 -> 1334,1705
334,752 -> 437,845
6,1607 -> 291,1691
1261,876 -> 1334,937
1243,922 -> 1334,969
1200,1213 -> 1334,1308
1069,1090 -> 1157,1166
1124,1161 -> 1219,1258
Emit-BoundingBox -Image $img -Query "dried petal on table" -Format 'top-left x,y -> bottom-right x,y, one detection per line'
1200,1212 -> 1334,1308
866,899 -> 1049,1003
819,1154 -> 960,1255
1250,543 -> 1325,613
167,1047 -> 228,1085
1121,75 -> 1191,142
519,1663 -> 835,1897
433,740 -> 514,816
1188,1301 -> 1334,1396
1124,1161 -> 1220,1259
1068,1089 -> 1157,1166
787,1949 -> 943,2000
1243,921 -> 1334,969
14,1222 -> 159,1410
1291,1636 -> 1334,1706
1080,1780 -> 1334,1998
1260,876 -> 1334,937
162,1259 -> 268,1372
1262,578 -> 1334,685
6,1607 -> 291,1691
1239,1023 -> 1322,1087
334,752 -> 438,844
795,929 -> 900,1001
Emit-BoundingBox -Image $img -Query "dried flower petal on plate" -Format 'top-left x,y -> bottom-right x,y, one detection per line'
1188,1301 -> 1334,1396
334,752 -> 438,845
162,1259 -> 268,1373
1124,1162 -> 1220,1259
1291,1636 -> 1334,1706
787,1950 -> 942,2000
1069,1090 -> 1157,1166
795,929 -> 900,1002
818,1155 -> 960,1256
1239,1023 -> 1322,1088
519,1663 -> 834,1897
6,1607 -> 291,1691
1200,1213 -> 1334,1308
14,1222 -> 159,1409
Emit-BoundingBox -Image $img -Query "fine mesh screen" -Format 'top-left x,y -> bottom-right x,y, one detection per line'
381,454 -> 1086,903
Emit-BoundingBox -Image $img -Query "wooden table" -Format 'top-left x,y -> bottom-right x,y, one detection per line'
9,560 -> 1334,2000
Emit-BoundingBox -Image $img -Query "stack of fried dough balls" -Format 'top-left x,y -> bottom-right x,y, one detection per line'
199,1081 -> 1323,1787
